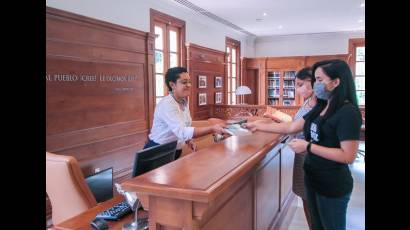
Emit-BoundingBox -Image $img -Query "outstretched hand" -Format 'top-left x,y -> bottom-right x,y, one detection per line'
241,122 -> 258,132
212,123 -> 229,135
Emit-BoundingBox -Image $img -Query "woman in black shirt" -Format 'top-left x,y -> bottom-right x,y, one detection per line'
244,60 -> 362,230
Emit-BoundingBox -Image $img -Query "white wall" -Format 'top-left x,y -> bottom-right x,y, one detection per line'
46,0 -> 364,58
46,0 -> 254,57
254,31 -> 365,57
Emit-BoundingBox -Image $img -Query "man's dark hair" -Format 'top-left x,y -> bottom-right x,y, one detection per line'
165,67 -> 188,91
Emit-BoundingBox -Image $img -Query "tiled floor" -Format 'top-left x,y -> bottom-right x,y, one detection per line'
282,151 -> 365,230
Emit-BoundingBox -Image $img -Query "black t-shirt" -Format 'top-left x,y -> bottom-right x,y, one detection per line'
302,103 -> 362,197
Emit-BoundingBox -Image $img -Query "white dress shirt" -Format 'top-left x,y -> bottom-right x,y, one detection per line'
148,94 -> 194,150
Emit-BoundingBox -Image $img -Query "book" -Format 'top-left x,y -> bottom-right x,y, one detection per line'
264,106 -> 292,122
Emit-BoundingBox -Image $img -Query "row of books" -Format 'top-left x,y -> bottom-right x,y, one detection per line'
284,71 -> 296,79
283,99 -> 295,106
283,89 -> 295,98
268,72 -> 280,78
283,80 -> 295,87
268,98 -> 280,106
268,89 -> 280,97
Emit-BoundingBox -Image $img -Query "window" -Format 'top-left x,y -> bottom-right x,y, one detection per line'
226,37 -> 240,105
349,38 -> 365,106
151,9 -> 185,105
355,46 -> 365,106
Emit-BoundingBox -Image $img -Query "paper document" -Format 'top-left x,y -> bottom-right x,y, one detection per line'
224,124 -> 252,136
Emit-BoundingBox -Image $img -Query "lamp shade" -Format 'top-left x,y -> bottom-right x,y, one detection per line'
235,86 -> 252,95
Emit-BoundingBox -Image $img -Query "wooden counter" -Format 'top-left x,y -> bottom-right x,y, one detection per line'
122,131 -> 295,230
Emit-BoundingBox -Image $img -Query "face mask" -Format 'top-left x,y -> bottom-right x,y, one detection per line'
313,82 -> 333,100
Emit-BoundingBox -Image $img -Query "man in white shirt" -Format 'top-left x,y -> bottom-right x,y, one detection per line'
145,67 -> 228,159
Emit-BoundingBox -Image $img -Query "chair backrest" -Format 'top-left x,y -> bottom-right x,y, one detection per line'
46,152 -> 97,225
132,140 -> 177,177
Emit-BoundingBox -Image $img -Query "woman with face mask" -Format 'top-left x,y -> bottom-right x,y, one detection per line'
243,60 -> 362,230
145,67 -> 228,159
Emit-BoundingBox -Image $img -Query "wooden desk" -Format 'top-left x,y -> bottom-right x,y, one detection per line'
122,131 -> 293,230
52,129 -> 296,230
52,196 -> 148,230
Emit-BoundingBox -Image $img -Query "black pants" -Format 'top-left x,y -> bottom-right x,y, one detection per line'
143,139 -> 182,160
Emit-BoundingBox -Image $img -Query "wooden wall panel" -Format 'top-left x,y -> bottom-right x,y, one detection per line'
255,149 -> 280,230
46,6 -> 154,224
186,43 -> 226,120
244,69 -> 258,104
46,6 -> 152,176
266,57 -> 305,70
202,179 -> 254,230
245,58 -> 264,69
46,60 -> 146,134
280,146 -> 295,209
305,54 -> 349,67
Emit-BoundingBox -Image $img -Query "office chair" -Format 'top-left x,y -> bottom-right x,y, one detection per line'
46,152 -> 97,225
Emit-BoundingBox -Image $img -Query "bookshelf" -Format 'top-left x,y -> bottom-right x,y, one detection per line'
267,71 -> 280,106
267,70 -> 298,106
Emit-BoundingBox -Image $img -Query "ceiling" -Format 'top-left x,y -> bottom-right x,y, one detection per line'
172,0 -> 365,37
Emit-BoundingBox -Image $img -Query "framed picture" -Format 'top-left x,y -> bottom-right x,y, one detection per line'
215,76 -> 223,88
198,75 -> 207,88
198,93 -> 207,105
215,92 -> 222,104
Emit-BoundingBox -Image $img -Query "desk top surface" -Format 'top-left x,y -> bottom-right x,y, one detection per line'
53,196 -> 147,230
122,130 -> 283,202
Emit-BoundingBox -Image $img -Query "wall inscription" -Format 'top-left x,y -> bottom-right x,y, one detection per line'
46,73 -> 138,93
46,74 -> 137,82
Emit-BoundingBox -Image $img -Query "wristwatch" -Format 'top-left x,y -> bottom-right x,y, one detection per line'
307,142 -> 312,153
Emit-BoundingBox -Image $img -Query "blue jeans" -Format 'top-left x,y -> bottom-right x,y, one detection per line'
143,139 -> 160,149
143,139 -> 182,159
305,181 -> 351,230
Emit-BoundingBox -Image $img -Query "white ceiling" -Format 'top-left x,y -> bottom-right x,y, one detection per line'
172,0 -> 365,37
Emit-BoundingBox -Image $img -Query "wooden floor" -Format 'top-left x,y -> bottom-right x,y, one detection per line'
279,147 -> 365,230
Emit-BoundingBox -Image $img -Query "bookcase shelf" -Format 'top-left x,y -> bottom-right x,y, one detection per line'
266,70 -> 300,106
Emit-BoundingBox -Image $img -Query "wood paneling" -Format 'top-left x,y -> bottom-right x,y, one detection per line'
202,179 -> 254,230
305,54 -> 349,67
280,146 -> 295,209
211,104 -> 267,119
245,58 -> 264,70
186,43 -> 226,120
46,6 -> 154,223
266,57 -> 305,70
255,148 -> 280,230
210,105 -> 300,120
243,56 -> 265,106
244,68 -> 259,105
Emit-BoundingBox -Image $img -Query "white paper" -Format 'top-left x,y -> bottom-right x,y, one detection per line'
225,124 -> 252,136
